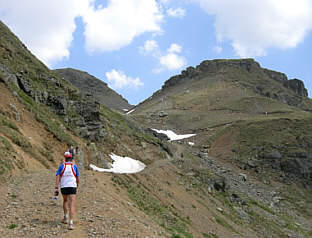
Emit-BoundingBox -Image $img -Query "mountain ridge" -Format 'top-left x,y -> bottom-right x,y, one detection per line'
135,58 -> 310,112
54,68 -> 132,112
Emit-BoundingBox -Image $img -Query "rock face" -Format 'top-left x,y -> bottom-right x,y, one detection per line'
283,78 -> 308,97
54,68 -> 132,112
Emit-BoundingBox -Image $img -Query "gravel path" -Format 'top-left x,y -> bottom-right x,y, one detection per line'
0,170 -> 166,238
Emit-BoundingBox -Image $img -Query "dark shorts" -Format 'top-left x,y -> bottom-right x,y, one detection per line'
61,187 -> 77,195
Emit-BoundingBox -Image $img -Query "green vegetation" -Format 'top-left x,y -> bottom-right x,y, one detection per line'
26,146 -> 50,169
0,136 -> 15,174
111,175 -> 193,238
202,232 -> 218,238
0,115 -> 19,131
100,105 -> 158,145
0,127 -> 30,148
0,115 -> 30,148
8,224 -> 18,229
230,117 -> 312,160
0,108 -> 55,169
214,215 -> 236,233
12,86 -> 75,146
246,197 -> 312,237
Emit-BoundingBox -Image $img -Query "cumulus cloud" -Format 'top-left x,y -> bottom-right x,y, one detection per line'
0,0 -> 163,66
159,52 -> 186,70
167,43 -> 182,53
139,40 -> 159,54
194,0 -> 312,57
83,0 -> 163,53
105,69 -> 143,90
140,41 -> 186,71
159,43 -> 186,70
167,7 -> 186,18
0,0 -> 86,66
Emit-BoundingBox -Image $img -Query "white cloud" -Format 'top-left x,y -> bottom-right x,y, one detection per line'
168,43 -> 182,53
159,43 -> 186,70
159,53 -> 186,70
140,41 -> 186,71
167,7 -> 186,18
105,69 -> 143,90
194,0 -> 312,57
0,0 -> 87,66
0,0 -> 163,66
83,0 -> 163,53
140,40 -> 159,54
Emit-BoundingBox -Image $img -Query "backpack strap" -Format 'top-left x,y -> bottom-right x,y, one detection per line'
60,162 -> 77,179
60,163 -> 66,178
70,164 -> 77,178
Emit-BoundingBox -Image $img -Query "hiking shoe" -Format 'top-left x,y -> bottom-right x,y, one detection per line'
68,223 -> 74,230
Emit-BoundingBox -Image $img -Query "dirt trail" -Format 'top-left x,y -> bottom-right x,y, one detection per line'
0,169 -> 166,238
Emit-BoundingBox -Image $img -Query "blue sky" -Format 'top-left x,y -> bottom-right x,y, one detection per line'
0,0 -> 311,105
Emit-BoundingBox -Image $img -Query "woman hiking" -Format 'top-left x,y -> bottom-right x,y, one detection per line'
54,152 -> 79,230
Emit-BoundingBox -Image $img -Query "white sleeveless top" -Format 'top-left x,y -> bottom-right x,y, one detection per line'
60,163 -> 77,188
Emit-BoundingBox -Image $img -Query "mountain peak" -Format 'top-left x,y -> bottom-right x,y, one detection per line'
160,58 -> 308,101
54,68 -> 132,112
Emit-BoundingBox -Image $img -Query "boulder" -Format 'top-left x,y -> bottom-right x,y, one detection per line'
8,103 -> 20,122
262,150 -> 282,160
158,111 -> 168,117
145,128 -> 170,141
211,175 -> 227,192
239,173 -> 247,182
280,158 -> 312,180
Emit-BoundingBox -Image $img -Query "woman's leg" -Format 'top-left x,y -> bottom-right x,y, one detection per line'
62,194 -> 69,219
68,194 -> 76,222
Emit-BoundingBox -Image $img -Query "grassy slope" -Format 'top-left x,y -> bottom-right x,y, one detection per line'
131,60 -> 312,237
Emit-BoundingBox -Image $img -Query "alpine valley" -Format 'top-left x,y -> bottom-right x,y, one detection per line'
0,21 -> 311,238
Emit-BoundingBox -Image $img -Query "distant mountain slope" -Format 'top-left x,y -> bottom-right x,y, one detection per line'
135,58 -> 311,116
54,68 -> 132,112
132,58 -> 312,189
133,59 -> 312,130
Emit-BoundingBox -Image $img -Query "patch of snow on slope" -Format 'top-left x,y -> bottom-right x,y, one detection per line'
126,108 -> 135,114
151,129 -> 196,141
90,153 -> 146,174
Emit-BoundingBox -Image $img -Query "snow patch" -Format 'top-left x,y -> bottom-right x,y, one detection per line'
90,153 -> 146,174
126,109 -> 135,114
188,142 -> 195,146
151,129 -> 196,141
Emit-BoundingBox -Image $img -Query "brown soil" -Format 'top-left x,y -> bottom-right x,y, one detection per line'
0,82 -> 260,238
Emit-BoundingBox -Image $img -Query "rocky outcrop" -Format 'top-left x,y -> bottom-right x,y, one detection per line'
283,78 -> 308,97
263,68 -> 288,83
162,59 -> 261,90
240,148 -> 312,189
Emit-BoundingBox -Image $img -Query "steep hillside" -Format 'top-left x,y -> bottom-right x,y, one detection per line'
132,59 -> 312,188
131,59 -> 312,237
1,20 -> 312,238
54,68 -> 132,112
